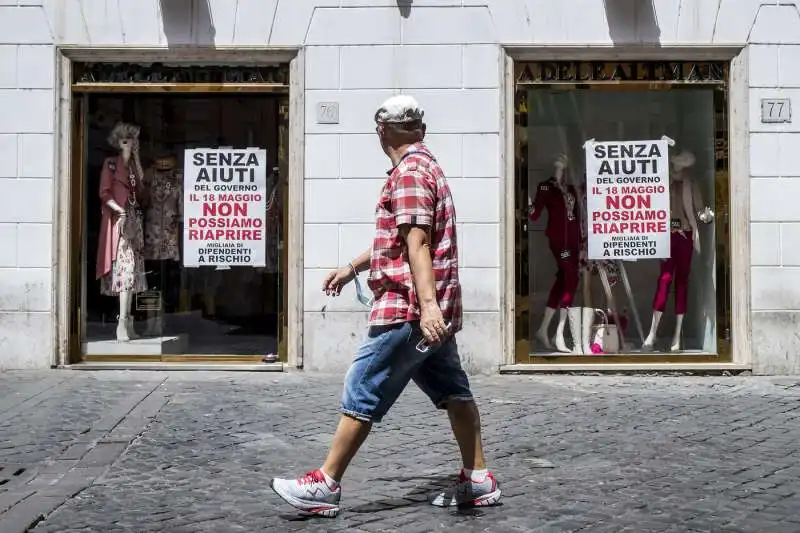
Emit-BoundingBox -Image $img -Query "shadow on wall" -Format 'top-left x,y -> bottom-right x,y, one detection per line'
397,0 -> 412,19
159,0 -> 216,46
603,0 -> 661,45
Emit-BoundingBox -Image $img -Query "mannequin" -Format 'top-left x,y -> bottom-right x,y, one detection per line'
96,122 -> 148,342
142,155 -> 183,336
642,150 -> 714,351
528,154 -> 583,353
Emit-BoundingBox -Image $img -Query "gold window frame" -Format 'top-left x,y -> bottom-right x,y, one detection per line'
63,57 -> 295,366
508,59 -> 738,367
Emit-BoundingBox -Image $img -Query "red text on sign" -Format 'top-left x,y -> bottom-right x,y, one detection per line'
605,194 -> 651,210
592,222 -> 668,234
188,229 -> 264,241
202,202 -> 248,217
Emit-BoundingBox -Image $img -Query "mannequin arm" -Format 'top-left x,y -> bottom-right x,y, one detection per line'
106,199 -> 126,216
99,159 -> 125,215
527,183 -> 547,222
692,180 -> 715,223
99,159 -> 115,204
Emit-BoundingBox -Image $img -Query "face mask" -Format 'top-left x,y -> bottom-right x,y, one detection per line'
353,276 -> 374,307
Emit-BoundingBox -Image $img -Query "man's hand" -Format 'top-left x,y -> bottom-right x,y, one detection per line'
322,247 -> 371,296
419,301 -> 447,345
322,265 -> 354,296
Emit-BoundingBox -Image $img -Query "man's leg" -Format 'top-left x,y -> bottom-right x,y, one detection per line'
321,415 -> 372,481
271,323 -> 425,516
446,400 -> 486,471
412,336 -> 501,508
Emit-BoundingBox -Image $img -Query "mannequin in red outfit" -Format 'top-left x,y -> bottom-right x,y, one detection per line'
528,154 -> 584,353
642,150 -> 714,352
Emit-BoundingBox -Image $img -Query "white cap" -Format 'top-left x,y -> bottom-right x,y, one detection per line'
374,95 -> 424,124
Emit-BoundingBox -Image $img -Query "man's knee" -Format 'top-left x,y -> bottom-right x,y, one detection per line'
444,397 -> 477,412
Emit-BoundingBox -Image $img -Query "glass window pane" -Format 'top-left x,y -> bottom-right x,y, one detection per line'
518,88 -> 720,359
80,94 -> 284,361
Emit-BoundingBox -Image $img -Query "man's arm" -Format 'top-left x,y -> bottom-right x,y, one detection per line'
348,247 -> 372,275
391,169 -> 446,342
402,224 -> 446,342
401,226 -> 436,307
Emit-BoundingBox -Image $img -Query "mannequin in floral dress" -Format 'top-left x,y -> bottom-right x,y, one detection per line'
96,122 -> 148,342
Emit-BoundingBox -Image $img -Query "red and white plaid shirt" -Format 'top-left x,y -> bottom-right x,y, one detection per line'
367,142 -> 462,332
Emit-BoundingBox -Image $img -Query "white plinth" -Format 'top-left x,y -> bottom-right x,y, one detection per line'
84,335 -> 189,356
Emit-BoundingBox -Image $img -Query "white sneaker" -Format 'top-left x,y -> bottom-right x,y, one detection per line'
270,469 -> 341,517
430,470 -> 502,508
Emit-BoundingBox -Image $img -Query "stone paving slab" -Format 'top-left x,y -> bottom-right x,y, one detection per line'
0,371 -> 798,531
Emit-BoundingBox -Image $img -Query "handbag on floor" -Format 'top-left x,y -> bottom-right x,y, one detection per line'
591,309 -> 620,354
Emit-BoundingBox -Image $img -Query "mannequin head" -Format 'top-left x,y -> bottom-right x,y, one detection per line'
154,155 -> 178,171
108,122 -> 141,163
553,153 -> 568,180
670,150 -> 695,181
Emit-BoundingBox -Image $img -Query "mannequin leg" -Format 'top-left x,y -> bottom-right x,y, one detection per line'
581,306 -> 594,354
670,314 -> 685,352
554,308 -> 570,353
546,264 -> 566,352
535,307 -> 556,349
581,274 -> 593,354
547,241 -> 581,353
144,309 -> 160,337
670,232 -> 694,352
125,293 -> 138,339
644,250 -> 677,350
642,311 -> 663,350
117,291 -> 130,342
567,307 -> 582,354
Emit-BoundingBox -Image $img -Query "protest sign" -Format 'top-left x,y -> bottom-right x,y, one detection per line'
183,148 -> 267,267
585,139 -> 671,260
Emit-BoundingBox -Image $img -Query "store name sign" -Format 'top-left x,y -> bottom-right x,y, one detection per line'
517,61 -> 727,84
73,63 -> 289,85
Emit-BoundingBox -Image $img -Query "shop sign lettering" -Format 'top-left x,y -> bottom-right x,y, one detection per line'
183,148 -> 268,267
73,63 -> 290,85
516,61 -> 727,84
585,139 -> 671,260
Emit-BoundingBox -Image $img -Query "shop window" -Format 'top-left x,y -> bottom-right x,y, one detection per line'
74,93 -> 289,361
513,61 -> 731,363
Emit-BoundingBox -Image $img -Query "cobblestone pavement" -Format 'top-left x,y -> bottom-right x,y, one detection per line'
0,371 -> 799,532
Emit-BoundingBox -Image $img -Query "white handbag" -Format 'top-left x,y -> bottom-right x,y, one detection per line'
591,309 -> 619,354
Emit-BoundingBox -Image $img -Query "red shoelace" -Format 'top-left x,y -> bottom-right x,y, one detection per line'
299,470 -> 326,485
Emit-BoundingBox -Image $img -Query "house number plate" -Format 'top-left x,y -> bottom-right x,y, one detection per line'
761,98 -> 792,124
317,102 -> 340,124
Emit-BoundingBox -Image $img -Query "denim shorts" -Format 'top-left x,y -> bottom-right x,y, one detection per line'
341,321 -> 474,423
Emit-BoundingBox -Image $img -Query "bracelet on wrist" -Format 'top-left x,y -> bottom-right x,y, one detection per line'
348,262 -> 357,276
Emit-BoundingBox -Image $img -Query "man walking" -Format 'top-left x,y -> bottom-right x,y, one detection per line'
271,95 -> 501,517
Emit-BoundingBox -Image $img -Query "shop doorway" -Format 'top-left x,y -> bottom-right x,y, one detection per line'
512,61 -> 732,365
68,64 -> 290,364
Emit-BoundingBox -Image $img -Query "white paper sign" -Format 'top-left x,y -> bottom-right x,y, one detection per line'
183,148 -> 267,267
585,139 -> 670,260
